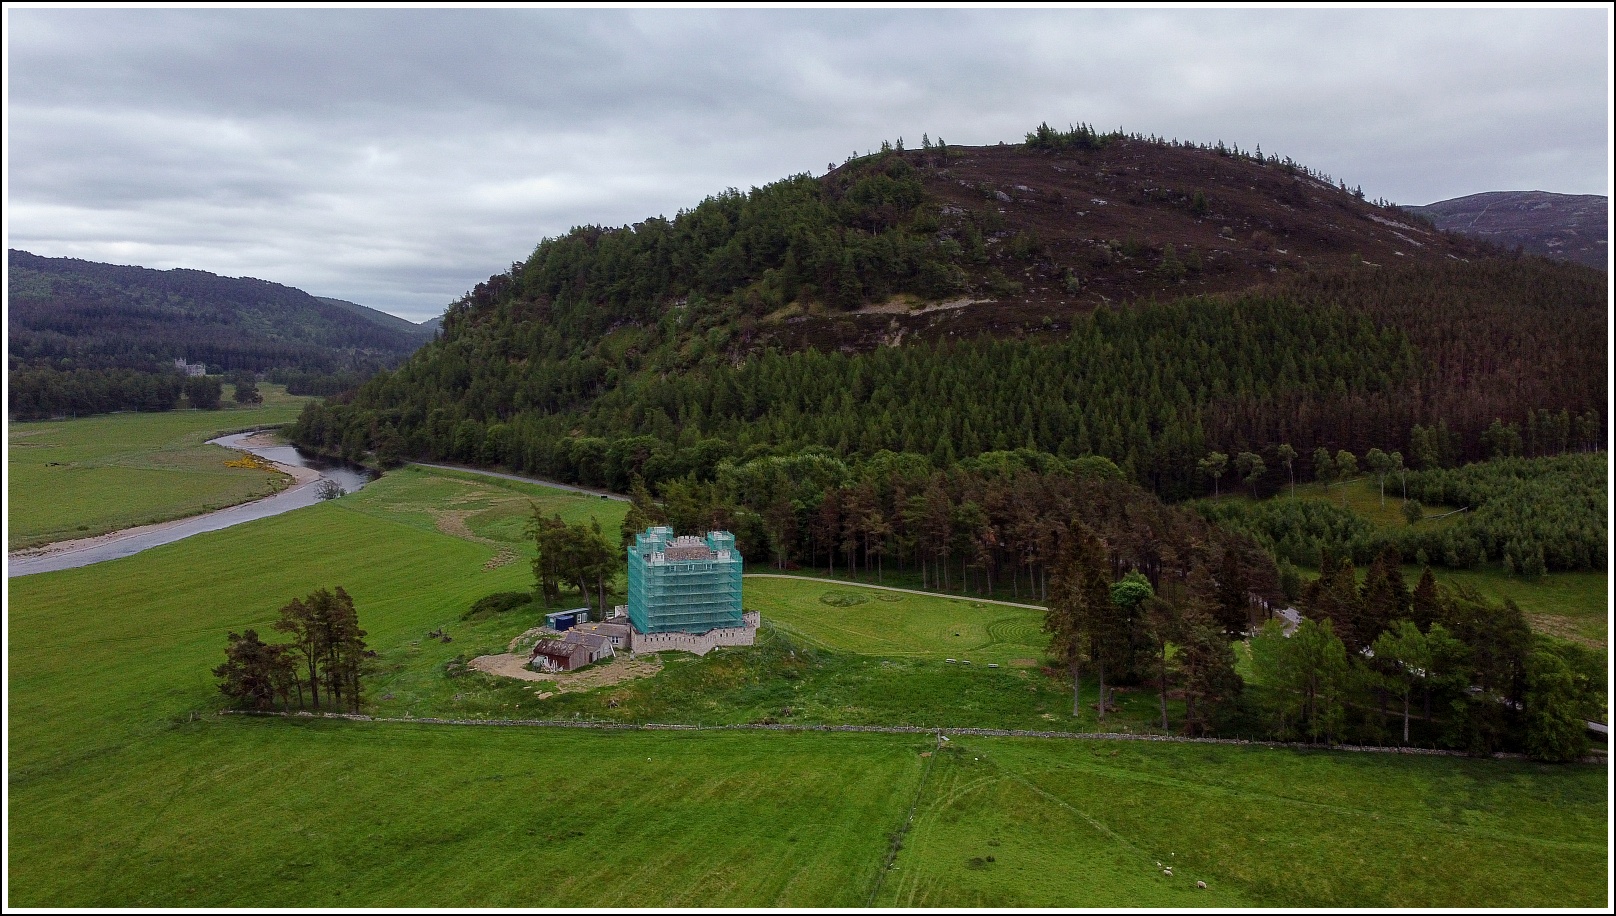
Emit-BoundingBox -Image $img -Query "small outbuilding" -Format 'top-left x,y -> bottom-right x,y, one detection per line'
544,609 -> 590,632
529,628 -> 615,672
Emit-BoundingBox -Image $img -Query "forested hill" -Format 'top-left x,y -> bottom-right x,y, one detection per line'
8,250 -> 432,374
292,127 -> 1606,503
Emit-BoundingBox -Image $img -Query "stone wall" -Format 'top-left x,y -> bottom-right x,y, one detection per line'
629,611 -> 759,657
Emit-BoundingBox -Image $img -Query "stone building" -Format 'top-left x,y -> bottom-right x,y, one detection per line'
530,629 -> 614,672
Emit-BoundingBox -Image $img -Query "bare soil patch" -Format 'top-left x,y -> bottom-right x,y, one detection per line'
469,651 -> 662,691
427,507 -> 519,569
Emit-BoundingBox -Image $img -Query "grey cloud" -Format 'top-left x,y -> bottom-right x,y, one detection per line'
7,8 -> 1607,321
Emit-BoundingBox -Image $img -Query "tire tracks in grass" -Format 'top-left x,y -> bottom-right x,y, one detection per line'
996,754 -> 1603,854
865,731 -> 941,906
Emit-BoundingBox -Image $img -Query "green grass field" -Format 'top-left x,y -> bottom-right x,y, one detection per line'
7,385 -> 311,549
879,737 -> 1607,908
747,576 -> 1047,665
7,468 -> 1607,906
1424,565 -> 1608,648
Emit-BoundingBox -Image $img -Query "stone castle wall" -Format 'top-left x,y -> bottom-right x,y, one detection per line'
629,611 -> 759,657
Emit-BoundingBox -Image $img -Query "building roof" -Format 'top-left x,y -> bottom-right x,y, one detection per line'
562,630 -> 612,652
532,639 -> 587,659
663,536 -> 717,561
576,622 -> 630,639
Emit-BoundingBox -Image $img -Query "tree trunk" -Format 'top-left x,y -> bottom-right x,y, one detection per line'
1070,662 -> 1082,717
1097,657 -> 1107,721
1158,644 -> 1170,731
307,654 -> 320,709
1402,692 -> 1411,744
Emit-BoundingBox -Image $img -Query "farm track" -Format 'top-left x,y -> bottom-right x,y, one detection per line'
744,573 -> 1045,610
219,709 -> 1592,763
409,461 -> 630,501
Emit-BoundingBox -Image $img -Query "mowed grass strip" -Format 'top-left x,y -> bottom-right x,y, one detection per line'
6,719 -> 925,908
879,738 -> 1608,908
7,385 -> 311,549
746,576 -> 1048,665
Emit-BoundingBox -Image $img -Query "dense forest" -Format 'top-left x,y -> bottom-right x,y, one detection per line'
293,258 -> 1603,502
7,250 -> 435,418
1195,453 -> 1607,577
288,130 -> 1608,758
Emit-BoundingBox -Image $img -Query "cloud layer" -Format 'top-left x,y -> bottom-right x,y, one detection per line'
8,8 -> 1609,320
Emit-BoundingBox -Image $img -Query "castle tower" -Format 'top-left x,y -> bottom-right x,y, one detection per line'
626,526 -> 743,634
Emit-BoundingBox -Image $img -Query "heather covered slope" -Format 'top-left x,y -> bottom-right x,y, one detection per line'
1406,191 -> 1607,269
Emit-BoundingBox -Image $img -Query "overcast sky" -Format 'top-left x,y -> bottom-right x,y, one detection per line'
6,7 -> 1610,322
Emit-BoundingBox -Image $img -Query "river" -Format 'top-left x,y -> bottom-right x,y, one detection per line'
6,432 -> 373,578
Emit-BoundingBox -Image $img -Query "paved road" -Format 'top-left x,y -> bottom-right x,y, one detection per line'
745,573 -> 1045,610
410,462 -> 630,501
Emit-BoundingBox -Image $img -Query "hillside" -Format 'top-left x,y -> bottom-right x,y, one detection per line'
7,250 -> 429,374
1405,191 -> 1607,269
315,296 -> 439,340
291,128 -> 1606,502
772,134 -> 1488,350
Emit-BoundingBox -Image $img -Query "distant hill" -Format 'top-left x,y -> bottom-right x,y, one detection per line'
1404,191 -> 1607,269
7,250 -> 431,374
315,297 -> 438,340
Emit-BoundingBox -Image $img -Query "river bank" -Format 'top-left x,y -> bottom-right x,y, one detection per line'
7,430 -> 371,577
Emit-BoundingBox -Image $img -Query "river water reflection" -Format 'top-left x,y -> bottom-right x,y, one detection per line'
7,432 -> 373,578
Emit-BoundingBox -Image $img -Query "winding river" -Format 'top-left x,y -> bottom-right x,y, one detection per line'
7,432 -> 373,578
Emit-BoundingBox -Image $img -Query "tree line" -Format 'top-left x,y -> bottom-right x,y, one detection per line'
1041,527 -> 1602,761
1197,453 -> 1606,578
526,512 -> 617,612
214,587 -> 369,713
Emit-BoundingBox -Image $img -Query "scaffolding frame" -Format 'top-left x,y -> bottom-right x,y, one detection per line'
627,527 -> 744,634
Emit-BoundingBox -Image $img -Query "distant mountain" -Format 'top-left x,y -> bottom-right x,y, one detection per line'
1404,191 -> 1607,269
315,297 -> 438,340
7,250 -> 432,374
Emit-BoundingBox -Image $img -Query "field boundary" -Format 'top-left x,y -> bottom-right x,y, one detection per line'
745,573 -> 1045,610
216,709 -> 1593,763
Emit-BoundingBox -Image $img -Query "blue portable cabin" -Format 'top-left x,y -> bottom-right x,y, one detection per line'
545,608 -> 590,632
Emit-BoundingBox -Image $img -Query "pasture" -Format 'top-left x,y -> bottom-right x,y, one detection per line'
6,467 -> 1607,907
878,737 -> 1607,908
7,384 -> 311,549
745,575 -> 1048,665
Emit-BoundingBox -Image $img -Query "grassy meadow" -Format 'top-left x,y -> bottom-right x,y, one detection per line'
746,575 -> 1047,664
7,384 -> 311,549
7,466 -> 1607,907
